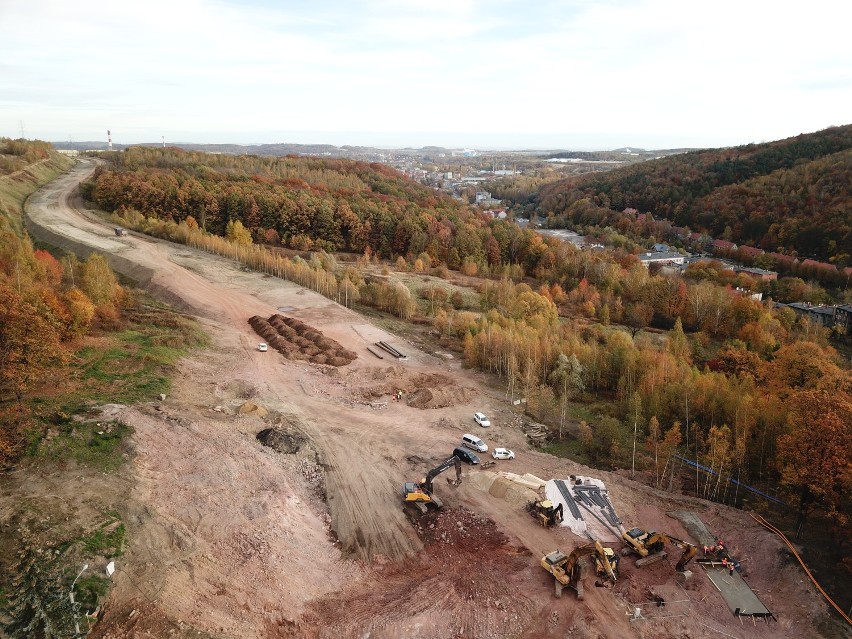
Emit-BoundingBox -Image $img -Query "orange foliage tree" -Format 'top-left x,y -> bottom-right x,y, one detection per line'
778,389 -> 852,537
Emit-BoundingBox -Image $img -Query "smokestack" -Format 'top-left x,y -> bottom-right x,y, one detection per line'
107,129 -> 112,150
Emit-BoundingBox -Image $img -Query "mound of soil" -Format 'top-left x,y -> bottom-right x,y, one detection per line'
415,507 -> 512,553
345,367 -> 475,409
249,314 -> 357,366
299,507 -> 535,637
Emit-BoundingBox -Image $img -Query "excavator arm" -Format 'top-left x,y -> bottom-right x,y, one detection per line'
594,540 -> 618,582
403,455 -> 462,512
541,541 -> 617,600
671,538 -> 698,571
423,455 -> 462,494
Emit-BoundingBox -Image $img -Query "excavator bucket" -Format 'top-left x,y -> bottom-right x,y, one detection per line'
446,477 -> 461,487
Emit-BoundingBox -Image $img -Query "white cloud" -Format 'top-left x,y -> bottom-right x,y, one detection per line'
0,0 -> 849,147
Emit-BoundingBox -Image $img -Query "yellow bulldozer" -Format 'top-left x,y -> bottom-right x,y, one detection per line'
527,499 -> 564,527
621,527 -> 698,571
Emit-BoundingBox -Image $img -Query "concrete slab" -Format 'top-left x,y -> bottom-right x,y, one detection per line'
705,566 -> 773,618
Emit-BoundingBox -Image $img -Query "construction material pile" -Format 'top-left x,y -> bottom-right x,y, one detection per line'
249,314 -> 357,366
414,507 -> 515,554
520,420 -> 549,446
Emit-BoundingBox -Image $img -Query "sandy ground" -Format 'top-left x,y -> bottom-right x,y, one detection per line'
20,159 -> 850,639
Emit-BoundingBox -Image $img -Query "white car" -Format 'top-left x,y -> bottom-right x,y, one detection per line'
258,343 -> 268,352
492,448 -> 515,460
473,412 -> 491,428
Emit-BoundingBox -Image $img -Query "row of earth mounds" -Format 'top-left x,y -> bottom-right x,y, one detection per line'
249,314 -> 357,366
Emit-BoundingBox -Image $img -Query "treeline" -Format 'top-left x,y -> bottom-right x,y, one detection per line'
0,143 -> 125,466
431,275 -> 850,533
111,208 -> 419,320
88,148 -> 591,280
532,125 -> 852,265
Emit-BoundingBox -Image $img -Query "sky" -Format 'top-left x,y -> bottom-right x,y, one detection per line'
1,0 -> 851,150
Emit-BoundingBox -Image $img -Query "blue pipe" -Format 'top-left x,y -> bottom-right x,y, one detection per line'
673,454 -> 788,506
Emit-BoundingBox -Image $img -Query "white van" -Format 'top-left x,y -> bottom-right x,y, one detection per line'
461,433 -> 488,453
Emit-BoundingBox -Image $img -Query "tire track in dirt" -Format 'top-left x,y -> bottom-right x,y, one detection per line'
263,404 -> 423,560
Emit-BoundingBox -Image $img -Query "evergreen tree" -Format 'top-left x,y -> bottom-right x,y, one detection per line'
3,545 -> 76,639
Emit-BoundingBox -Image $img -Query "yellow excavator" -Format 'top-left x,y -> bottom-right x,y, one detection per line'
527,499 -> 565,527
621,527 -> 698,571
541,540 -> 619,600
402,455 -> 462,514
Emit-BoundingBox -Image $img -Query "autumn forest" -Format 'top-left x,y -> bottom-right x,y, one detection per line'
71,141 -> 852,545
1,133 -> 850,558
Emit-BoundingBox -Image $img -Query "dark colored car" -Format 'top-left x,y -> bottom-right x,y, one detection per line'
453,447 -> 480,465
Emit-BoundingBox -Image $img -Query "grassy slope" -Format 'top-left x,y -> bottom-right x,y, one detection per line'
0,153 -> 207,623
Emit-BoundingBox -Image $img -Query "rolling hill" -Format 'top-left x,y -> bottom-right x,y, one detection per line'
533,125 -> 852,264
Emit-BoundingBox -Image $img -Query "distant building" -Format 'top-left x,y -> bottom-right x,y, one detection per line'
475,191 -> 501,207
735,287 -> 763,301
638,251 -> 686,267
56,149 -> 79,157
784,302 -> 836,327
799,259 -> 837,275
712,239 -> 738,252
834,304 -> 852,331
768,252 -> 798,267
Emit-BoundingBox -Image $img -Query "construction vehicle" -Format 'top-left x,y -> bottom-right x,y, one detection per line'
402,455 -> 462,514
527,499 -> 564,527
621,527 -> 698,571
541,540 -> 619,600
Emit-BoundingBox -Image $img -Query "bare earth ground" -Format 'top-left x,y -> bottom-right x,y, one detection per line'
12,158 -> 849,639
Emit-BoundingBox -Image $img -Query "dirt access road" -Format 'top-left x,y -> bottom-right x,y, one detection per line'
23,160 -> 846,639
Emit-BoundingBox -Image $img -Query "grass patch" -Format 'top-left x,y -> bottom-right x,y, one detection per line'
24,295 -> 207,462
81,519 -> 125,556
37,421 -> 132,471
75,574 -> 110,610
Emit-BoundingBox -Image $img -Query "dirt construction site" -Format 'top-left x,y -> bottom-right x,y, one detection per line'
14,159 -> 850,638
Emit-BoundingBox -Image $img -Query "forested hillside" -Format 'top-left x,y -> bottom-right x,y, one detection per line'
88,147 -> 513,267
83,147 -> 852,546
533,125 -> 852,265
